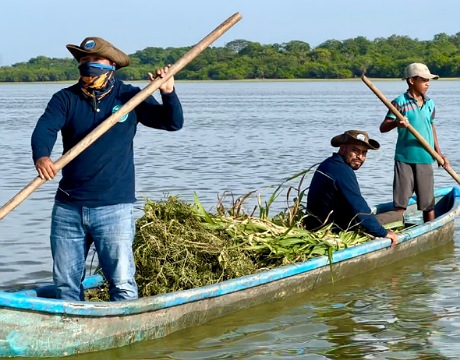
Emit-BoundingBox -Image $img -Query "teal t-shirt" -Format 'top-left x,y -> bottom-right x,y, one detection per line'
386,92 -> 435,164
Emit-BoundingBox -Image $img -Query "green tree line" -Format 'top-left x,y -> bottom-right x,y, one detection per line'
1,33 -> 460,82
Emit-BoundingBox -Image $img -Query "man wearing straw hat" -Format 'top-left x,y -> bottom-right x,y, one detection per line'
304,130 -> 398,247
31,37 -> 184,301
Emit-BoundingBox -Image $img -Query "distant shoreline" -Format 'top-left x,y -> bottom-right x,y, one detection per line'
1,77 -> 459,85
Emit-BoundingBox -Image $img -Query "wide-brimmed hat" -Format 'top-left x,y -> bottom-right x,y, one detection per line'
403,63 -> 439,80
66,37 -> 130,69
331,130 -> 380,150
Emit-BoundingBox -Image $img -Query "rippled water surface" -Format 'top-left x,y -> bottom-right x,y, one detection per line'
1,80 -> 460,359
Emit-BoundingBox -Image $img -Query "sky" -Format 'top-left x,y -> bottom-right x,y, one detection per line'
1,0 -> 460,66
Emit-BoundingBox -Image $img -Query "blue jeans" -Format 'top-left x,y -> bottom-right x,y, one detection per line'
50,201 -> 138,301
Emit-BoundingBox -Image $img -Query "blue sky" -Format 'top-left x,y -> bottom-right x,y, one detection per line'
1,0 -> 459,66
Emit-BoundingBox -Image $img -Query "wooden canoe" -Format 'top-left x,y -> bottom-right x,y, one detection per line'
1,186 -> 459,358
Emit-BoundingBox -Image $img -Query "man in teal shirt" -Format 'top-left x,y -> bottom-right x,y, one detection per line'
380,63 -> 449,223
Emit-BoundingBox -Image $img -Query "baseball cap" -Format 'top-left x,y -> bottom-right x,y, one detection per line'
403,63 -> 439,80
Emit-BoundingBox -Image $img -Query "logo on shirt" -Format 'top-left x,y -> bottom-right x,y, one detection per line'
112,104 -> 128,123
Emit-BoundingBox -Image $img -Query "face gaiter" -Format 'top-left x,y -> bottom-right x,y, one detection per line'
78,62 -> 115,103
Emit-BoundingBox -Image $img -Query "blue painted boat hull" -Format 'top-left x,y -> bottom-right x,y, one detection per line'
1,187 -> 459,358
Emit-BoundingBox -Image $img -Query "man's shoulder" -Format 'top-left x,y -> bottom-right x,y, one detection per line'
392,92 -> 409,103
58,83 -> 80,94
113,79 -> 142,98
115,79 -> 140,91
425,96 -> 435,106
318,154 -> 350,173
49,83 -> 80,102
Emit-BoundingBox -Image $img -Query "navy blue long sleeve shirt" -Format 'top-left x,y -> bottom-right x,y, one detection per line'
306,153 -> 387,238
31,79 -> 184,207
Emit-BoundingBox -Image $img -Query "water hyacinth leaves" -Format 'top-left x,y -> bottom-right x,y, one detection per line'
129,170 -> 371,297
133,196 -> 258,297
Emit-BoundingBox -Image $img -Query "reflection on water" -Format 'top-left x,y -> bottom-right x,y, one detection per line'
1,80 -> 460,359
75,242 -> 458,360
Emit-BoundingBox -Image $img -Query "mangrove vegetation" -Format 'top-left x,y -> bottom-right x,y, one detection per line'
2,33 -> 460,82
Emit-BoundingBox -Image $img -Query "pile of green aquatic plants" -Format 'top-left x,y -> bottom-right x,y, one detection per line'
87,168 -> 372,301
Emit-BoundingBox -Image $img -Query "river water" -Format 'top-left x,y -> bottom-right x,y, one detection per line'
1,80 -> 460,359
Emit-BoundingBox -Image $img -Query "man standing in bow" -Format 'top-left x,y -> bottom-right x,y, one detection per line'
304,130 -> 398,247
31,37 -> 184,301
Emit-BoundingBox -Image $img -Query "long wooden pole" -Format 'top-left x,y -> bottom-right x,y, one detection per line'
361,74 -> 460,185
0,12 -> 243,221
